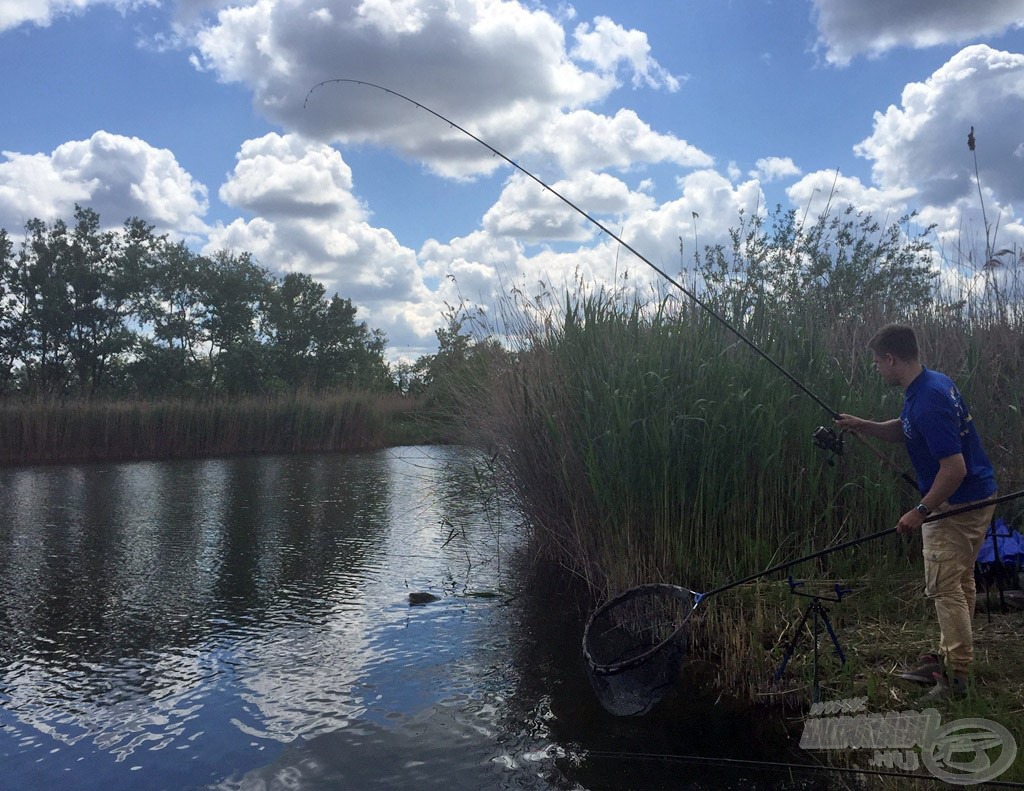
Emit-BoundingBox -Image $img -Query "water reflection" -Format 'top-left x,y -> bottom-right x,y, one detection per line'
1,447 -> 816,790
0,447 -> 528,789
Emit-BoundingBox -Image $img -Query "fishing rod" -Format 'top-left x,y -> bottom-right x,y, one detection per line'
581,486 -> 1024,717
584,489 -> 1024,680
701,487 -> 1024,602
304,79 -> 916,488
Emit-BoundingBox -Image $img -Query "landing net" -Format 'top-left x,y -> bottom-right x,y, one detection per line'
582,584 -> 697,717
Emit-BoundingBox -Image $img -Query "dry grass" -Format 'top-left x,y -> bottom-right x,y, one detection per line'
0,391 -> 431,466
677,570 -> 1024,787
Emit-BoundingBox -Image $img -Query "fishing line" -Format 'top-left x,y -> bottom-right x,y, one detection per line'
304,79 -> 841,415
304,79 -> 924,489
582,748 -> 1024,787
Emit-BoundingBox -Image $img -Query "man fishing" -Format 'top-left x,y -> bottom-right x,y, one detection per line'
835,323 -> 997,701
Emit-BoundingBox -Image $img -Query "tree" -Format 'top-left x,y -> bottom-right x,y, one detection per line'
0,206 -> 398,397
16,216 -> 75,393
62,207 -> 146,395
316,294 -> 391,391
410,312 -> 505,410
0,229 -> 20,393
697,205 -> 937,328
266,272 -> 329,388
135,239 -> 209,393
265,274 -> 393,391
199,250 -> 273,394
0,207 -> 155,395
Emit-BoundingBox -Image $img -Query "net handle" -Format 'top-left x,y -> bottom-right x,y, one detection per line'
705,488 -> 1024,598
583,490 -> 1024,676
583,583 -> 697,676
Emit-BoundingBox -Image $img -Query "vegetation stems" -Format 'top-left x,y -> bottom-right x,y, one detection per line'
968,125 -> 991,262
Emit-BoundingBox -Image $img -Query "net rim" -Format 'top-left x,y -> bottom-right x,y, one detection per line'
582,583 -> 696,676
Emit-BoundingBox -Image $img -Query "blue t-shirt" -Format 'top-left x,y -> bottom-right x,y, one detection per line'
901,368 -> 996,503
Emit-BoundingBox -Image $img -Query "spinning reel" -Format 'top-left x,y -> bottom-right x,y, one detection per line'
812,425 -> 845,466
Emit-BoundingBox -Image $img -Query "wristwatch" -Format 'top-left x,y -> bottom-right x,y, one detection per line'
915,503 -> 931,516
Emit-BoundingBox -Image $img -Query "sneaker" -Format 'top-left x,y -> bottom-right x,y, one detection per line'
897,653 -> 941,684
917,670 -> 968,704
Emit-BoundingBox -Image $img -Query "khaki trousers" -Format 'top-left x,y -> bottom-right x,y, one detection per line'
921,496 -> 996,673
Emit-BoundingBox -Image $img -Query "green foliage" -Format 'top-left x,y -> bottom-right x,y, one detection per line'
1,207 -> 145,395
696,205 -> 936,328
405,310 -> 508,415
0,206 -> 394,398
467,206 -> 1022,600
0,228 -> 19,392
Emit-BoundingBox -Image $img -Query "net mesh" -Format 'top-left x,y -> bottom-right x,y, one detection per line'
582,584 -> 696,717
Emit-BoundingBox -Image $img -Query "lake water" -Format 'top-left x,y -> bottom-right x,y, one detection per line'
0,447 -> 811,790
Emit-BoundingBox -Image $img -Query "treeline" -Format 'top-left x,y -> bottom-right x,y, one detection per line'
0,206 -> 395,398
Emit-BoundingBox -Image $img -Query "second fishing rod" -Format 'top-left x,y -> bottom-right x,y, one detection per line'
309,78 -> 916,489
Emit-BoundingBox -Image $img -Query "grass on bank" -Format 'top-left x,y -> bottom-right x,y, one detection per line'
696,569 -> 1024,786
0,391 -> 445,466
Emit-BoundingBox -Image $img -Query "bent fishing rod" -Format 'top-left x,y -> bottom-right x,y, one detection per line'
303,80 -> 910,490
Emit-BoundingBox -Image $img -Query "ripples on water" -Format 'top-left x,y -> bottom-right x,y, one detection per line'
0,447 -> 574,790
0,447 -> 809,791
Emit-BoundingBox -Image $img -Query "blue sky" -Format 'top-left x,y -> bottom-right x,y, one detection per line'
2,1 -> 1023,358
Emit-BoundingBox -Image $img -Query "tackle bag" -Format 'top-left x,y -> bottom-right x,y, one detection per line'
974,518 -> 1024,598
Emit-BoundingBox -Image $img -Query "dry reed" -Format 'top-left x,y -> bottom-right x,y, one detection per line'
0,391 -> 426,466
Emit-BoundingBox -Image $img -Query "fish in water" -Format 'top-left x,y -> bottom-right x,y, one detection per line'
408,591 -> 440,605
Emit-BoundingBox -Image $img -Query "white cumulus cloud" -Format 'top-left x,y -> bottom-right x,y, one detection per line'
0,131 -> 209,235
758,45 -> 1024,264
631,169 -> 764,262
192,0 -> 682,178
813,0 -> 1024,66
750,156 -> 801,183
854,45 -> 1024,209
218,132 -> 366,220
481,171 -> 654,244
570,15 -> 683,90
209,133 -> 433,345
0,0 -> 154,32
419,229 -> 519,300
786,170 -> 916,219
530,108 -> 713,175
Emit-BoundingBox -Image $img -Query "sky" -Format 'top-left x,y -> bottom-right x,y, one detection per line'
2,0 -> 1023,360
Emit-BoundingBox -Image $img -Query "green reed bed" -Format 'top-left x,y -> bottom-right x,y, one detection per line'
0,391 -> 425,466
477,290 -> 913,596
464,280 -> 1024,718
479,282 -> 1024,586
